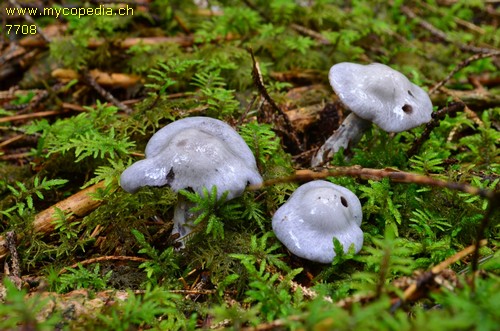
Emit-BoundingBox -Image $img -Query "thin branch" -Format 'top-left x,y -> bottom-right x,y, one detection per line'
0,134 -> 24,148
400,5 -> 498,54
83,71 -> 133,114
247,167 -> 496,200
429,51 -> 500,95
248,48 -> 302,151
0,152 -> 31,160
290,23 -> 331,45
0,109 -> 70,123
60,256 -> 149,274
391,239 -> 487,310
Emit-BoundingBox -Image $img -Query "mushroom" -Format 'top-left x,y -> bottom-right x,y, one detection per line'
311,62 -> 433,166
120,116 -> 263,239
272,180 -> 363,263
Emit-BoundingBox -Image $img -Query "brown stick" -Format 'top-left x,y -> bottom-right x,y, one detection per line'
247,167 -> 496,200
0,134 -> 24,148
0,152 -> 31,161
0,109 -> 69,123
249,48 -> 302,151
290,23 -> 331,45
83,71 -> 133,114
60,255 -> 148,274
0,181 -> 106,260
395,239 -> 487,305
429,51 -> 500,95
400,5 -> 498,54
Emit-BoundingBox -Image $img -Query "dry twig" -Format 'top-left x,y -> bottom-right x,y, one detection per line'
249,48 -> 302,151
430,51 -> 500,95
248,167 -> 496,200
60,256 -> 149,274
83,71 -> 133,114
400,5 -> 498,54
290,23 -> 331,45
0,109 -> 70,123
392,239 -> 487,310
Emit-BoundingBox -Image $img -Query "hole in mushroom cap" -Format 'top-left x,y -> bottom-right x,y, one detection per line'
408,90 -> 415,98
402,104 -> 413,114
340,196 -> 348,207
165,168 -> 175,185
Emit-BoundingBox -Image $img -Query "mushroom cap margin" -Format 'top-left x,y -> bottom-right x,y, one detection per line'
272,180 -> 363,264
329,62 -> 433,132
120,117 -> 262,198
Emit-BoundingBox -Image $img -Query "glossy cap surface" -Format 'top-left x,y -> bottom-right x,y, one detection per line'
329,62 -> 433,132
272,180 -> 363,263
120,117 -> 262,199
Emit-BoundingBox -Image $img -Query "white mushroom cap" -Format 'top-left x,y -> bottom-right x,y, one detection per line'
329,62 -> 433,132
120,117 -> 263,199
272,180 -> 363,264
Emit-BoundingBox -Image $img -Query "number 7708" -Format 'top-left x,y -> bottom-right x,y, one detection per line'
5,24 -> 36,35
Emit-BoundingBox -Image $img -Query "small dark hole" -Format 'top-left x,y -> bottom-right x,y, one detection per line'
402,104 -> 413,114
340,196 -> 348,207
166,168 -> 175,184
408,90 -> 415,97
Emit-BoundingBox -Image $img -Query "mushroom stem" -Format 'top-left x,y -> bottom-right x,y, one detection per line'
311,112 -> 371,167
173,195 -> 199,244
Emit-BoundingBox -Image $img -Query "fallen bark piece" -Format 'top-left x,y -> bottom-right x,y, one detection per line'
285,104 -> 324,132
52,68 -> 141,88
0,181 -> 106,260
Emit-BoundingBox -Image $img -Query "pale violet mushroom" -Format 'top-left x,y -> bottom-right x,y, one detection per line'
272,180 -> 363,263
120,117 -> 263,239
311,62 -> 433,166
